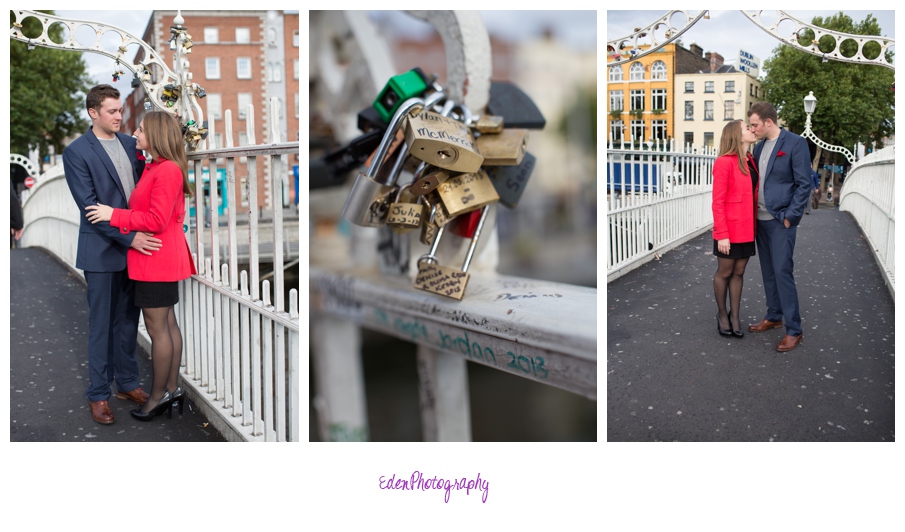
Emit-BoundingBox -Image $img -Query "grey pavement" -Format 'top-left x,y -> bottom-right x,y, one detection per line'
9,247 -> 226,442
607,203 -> 895,441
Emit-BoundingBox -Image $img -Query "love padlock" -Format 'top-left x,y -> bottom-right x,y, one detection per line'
414,205 -> 490,300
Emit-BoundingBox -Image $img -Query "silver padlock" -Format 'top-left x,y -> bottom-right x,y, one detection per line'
341,96 -> 427,227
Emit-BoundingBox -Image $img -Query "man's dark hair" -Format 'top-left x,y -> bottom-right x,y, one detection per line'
747,101 -> 778,124
86,84 -> 121,113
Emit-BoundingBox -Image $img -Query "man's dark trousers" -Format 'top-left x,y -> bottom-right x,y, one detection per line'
84,270 -> 141,402
755,218 -> 802,337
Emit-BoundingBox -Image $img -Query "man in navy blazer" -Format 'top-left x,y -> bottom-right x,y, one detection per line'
746,102 -> 811,352
62,84 -> 162,424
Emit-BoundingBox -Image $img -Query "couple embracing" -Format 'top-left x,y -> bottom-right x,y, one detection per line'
710,102 -> 811,352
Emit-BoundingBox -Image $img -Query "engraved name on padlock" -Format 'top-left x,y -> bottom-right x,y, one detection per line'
485,152 -> 537,209
419,196 -> 439,246
386,184 -> 423,230
474,129 -> 529,166
414,206 -> 490,300
436,169 -> 500,217
404,110 -> 483,174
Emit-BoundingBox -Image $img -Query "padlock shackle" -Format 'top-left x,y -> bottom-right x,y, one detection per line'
366,96 -> 427,180
461,205 -> 490,273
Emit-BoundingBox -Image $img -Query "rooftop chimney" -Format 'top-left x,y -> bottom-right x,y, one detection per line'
710,52 -> 725,72
689,43 -> 703,57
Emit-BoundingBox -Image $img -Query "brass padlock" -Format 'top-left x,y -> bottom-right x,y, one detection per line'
474,129 -> 529,166
341,97 -> 425,227
474,114 -> 504,133
411,165 -> 452,197
404,109 -> 483,173
436,169 -> 499,217
414,206 -> 490,300
386,183 -> 424,232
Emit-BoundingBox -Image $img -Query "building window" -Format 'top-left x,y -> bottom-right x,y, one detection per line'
630,62 -> 644,81
237,58 -> 252,79
630,90 -> 644,111
705,81 -> 714,93
704,132 -> 714,148
725,80 -> 735,92
685,101 -> 694,120
724,101 -> 734,120
684,132 -> 693,146
213,133 -> 222,150
610,120 -> 623,142
295,93 -> 299,118
609,90 -> 623,112
685,81 -> 694,93
238,132 -> 248,146
240,178 -> 249,206
205,57 -> 220,80
651,61 -> 667,80
630,120 -> 645,141
204,27 -> 219,43
207,93 -> 222,120
238,93 -> 252,120
651,120 -> 667,141
267,62 -> 283,83
609,65 -> 623,82
704,101 -> 714,120
750,83 -> 754,96
651,89 -> 666,111
236,27 -> 250,44
292,30 -> 299,47
294,59 -> 299,80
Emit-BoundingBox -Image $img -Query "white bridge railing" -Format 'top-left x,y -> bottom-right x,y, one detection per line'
606,139 -> 717,282
839,145 -> 895,300
19,100 -> 300,441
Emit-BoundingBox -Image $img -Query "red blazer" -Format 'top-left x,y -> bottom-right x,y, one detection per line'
711,153 -> 759,243
110,158 -> 197,282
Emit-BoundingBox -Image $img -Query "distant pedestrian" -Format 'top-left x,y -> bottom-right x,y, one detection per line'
746,102 -> 810,353
711,119 -> 759,338
806,168 -> 820,214
11,180 -> 23,247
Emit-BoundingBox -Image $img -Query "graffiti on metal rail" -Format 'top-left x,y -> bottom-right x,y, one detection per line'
494,292 -> 563,301
374,308 -> 548,379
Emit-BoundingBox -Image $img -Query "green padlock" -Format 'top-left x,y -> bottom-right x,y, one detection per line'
373,68 -> 430,122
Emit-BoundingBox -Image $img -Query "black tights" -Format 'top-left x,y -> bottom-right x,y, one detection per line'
713,257 -> 749,331
140,306 -> 183,413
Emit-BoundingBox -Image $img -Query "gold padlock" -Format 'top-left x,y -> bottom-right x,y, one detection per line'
474,114 -> 504,133
411,165 -> 452,197
474,129 -> 529,166
404,109 -> 484,173
414,206 -> 490,300
436,169 -> 499,217
386,183 -> 424,232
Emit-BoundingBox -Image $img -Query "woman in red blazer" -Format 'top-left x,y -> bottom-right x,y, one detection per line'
712,119 -> 759,338
87,111 -> 196,421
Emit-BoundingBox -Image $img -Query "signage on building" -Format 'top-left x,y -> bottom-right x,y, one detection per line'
738,49 -> 760,78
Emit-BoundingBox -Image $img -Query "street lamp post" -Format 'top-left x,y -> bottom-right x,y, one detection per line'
800,91 -> 855,164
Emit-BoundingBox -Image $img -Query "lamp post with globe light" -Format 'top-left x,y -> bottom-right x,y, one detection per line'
800,91 -> 856,208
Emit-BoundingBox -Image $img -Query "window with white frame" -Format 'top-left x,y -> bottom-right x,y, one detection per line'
630,90 -> 644,111
295,93 -> 299,118
207,93 -> 222,120
609,65 -> 623,81
293,59 -> 299,80
704,101 -> 714,120
651,89 -> 666,111
237,57 -> 252,79
704,132 -> 714,147
705,81 -> 714,93
724,101 -> 735,120
610,120 -> 623,142
268,62 -> 282,82
238,93 -> 252,120
213,133 -> 222,150
685,101 -> 694,120
609,90 -> 623,112
238,132 -> 248,146
630,62 -> 644,81
651,120 -> 667,140
204,27 -> 218,43
651,61 -> 667,80
685,81 -> 694,93
206,57 -> 220,80
236,27 -> 250,44
630,120 -> 645,141
725,80 -> 735,92
292,30 -> 299,47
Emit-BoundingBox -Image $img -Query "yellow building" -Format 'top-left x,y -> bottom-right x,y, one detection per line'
607,42 -> 712,145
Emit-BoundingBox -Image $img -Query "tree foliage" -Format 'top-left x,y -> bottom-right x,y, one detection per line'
10,10 -> 94,158
759,12 -> 894,150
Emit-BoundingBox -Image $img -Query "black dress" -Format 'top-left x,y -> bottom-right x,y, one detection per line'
713,157 -> 757,259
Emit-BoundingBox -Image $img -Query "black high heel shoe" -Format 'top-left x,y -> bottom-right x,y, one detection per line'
717,312 -> 733,337
170,385 -> 185,416
130,391 -> 173,421
729,313 -> 745,338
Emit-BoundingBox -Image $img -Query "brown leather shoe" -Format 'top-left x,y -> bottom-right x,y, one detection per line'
116,387 -> 149,405
90,400 -> 115,424
748,319 -> 783,333
776,334 -> 803,352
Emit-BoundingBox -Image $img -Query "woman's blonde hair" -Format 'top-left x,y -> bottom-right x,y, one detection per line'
718,119 -> 749,176
141,111 -> 192,195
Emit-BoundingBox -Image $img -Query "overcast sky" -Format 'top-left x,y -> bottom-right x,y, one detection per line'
607,10 -> 895,76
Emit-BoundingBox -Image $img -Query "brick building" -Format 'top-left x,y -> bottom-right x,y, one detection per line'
125,10 -> 299,213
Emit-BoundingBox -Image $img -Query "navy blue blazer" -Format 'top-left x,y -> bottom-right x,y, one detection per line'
62,126 -> 145,272
752,128 -> 812,227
